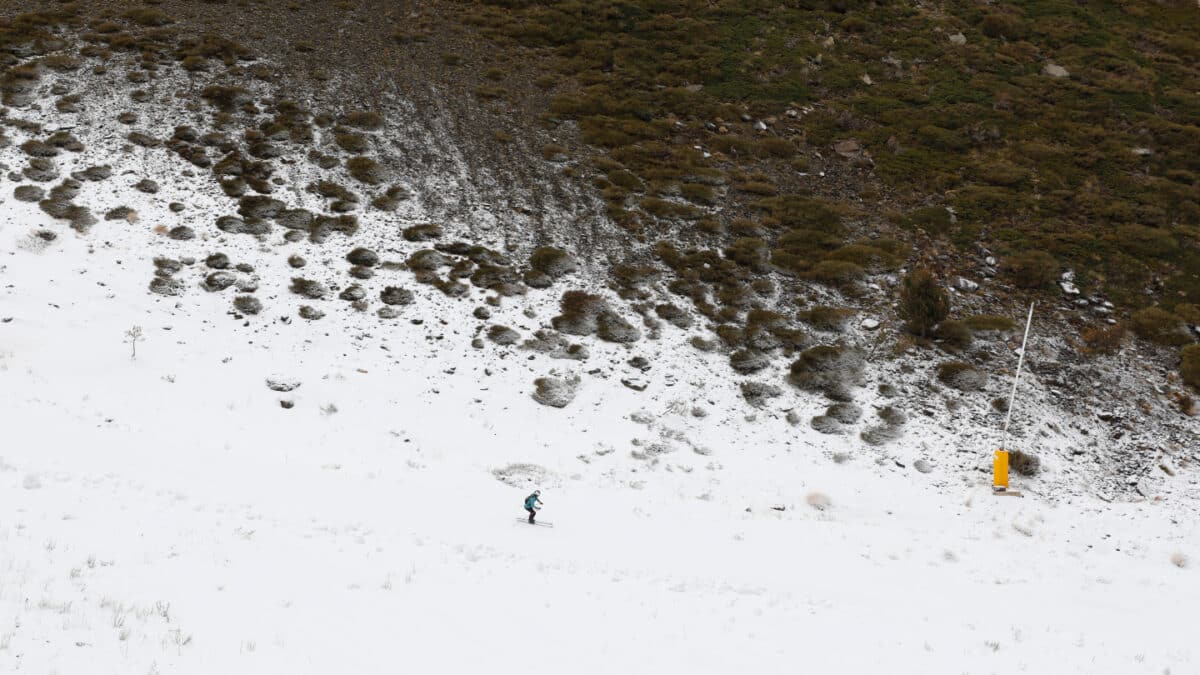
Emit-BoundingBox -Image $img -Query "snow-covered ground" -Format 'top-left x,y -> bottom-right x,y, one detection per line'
0,41 -> 1196,672
2,171 -> 1199,675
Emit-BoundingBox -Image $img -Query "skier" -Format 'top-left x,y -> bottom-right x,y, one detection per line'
524,490 -> 543,524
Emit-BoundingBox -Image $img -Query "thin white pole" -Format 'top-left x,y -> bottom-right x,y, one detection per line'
1001,302 -> 1036,452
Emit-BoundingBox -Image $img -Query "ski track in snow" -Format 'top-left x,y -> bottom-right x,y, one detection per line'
0,52 -> 1198,675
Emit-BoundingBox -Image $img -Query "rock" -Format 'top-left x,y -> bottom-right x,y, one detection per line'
860,318 -> 880,330
280,400 -> 294,409
833,139 -> 862,158
628,356 -> 651,372
753,120 -> 767,131
948,32 -> 966,45
346,247 -> 379,267
621,377 -> 648,392
473,306 -> 492,320
532,375 -> 580,408
956,277 -> 979,292
134,178 -> 159,194
266,377 -> 300,392
1043,63 -> 1070,78
168,226 -> 195,240
378,307 -> 400,319
914,459 -> 933,474
785,410 -> 802,426
1060,280 -> 1080,296
288,254 -> 307,268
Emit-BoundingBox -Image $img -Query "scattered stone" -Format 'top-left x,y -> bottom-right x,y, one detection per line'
205,253 -> 231,269
860,318 -> 880,330
621,377 -> 648,392
473,306 -> 492,320
1043,63 -> 1070,78
914,459 -> 933,474
134,178 -> 159,194
948,32 -> 966,45
378,306 -> 400,319
288,254 -> 307,268
167,225 -> 195,240
280,400 -> 294,409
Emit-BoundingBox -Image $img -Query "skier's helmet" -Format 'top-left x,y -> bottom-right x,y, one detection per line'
534,490 -> 541,496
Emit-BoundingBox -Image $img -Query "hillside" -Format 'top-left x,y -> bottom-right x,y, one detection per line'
0,1 -> 1198,672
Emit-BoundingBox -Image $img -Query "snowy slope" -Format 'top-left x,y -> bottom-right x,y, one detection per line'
2,136 -> 1199,675
0,27 -> 1197,674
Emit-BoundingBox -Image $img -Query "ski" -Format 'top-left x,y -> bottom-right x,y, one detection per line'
516,518 -> 553,527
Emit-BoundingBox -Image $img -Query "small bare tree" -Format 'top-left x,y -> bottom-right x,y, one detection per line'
124,325 -> 143,360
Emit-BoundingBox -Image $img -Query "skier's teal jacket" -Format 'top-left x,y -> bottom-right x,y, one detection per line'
524,494 -> 540,510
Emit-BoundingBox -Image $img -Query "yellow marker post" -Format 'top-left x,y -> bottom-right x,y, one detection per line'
993,449 -> 1009,492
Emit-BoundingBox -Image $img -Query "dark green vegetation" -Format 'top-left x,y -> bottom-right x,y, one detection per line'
451,0 -> 1200,362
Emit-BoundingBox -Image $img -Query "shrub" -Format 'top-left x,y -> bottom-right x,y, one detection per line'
1003,251 -> 1059,289
552,291 -> 640,343
965,314 -> 1016,333
529,247 -> 578,278
899,268 -> 949,337
788,345 -> 865,401
1131,307 -> 1191,346
233,295 -> 262,315
937,361 -> 986,391
1081,323 -> 1125,355
347,156 -> 384,184
798,306 -> 855,332
808,260 -> 864,287
1009,450 -> 1040,477
343,111 -> 384,129
934,319 -> 972,351
1183,344 -> 1200,390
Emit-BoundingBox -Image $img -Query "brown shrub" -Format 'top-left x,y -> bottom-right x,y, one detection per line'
1131,307 -> 1191,346
1003,251 -> 1059,290
1182,344 -> 1200,390
1081,323 -> 1125,355
899,268 -> 949,337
